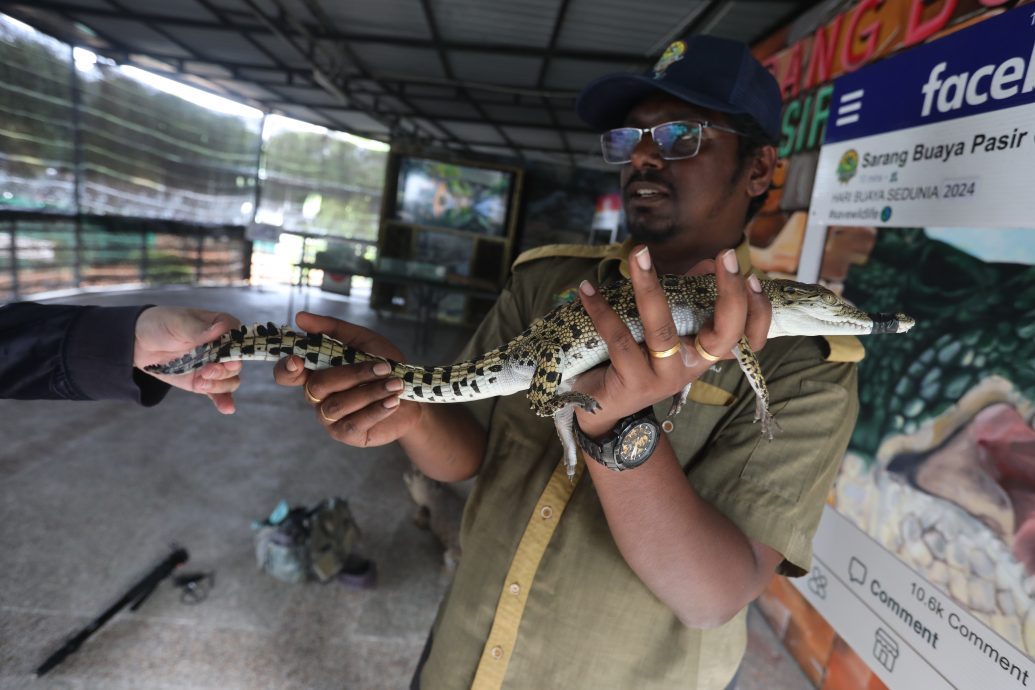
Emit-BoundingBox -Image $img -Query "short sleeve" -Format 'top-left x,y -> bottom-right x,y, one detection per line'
689,337 -> 859,577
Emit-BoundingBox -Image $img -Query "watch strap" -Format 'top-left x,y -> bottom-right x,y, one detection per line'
573,406 -> 658,471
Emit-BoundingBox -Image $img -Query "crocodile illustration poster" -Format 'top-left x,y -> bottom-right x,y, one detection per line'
792,7 -> 1035,689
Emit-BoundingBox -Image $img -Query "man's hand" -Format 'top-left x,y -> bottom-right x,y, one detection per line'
134,306 -> 243,414
573,245 -> 771,438
272,311 -> 423,447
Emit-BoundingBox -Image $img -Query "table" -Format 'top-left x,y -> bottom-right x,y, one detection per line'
370,270 -> 499,353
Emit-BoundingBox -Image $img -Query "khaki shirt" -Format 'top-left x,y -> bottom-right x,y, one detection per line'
419,240 -> 860,690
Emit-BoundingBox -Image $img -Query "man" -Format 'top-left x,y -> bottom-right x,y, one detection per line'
0,302 -> 242,411
275,35 -> 860,689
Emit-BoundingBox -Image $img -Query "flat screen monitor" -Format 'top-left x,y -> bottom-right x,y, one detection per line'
394,157 -> 512,236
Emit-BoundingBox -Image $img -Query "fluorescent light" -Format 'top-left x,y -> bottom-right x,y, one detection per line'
264,113 -> 389,151
72,46 -> 96,71
120,65 -> 263,119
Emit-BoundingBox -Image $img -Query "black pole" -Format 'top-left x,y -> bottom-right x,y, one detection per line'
250,113 -> 266,227
242,113 -> 266,285
195,232 -> 204,283
69,44 -> 84,288
35,546 -> 189,678
140,229 -> 148,283
8,219 -> 18,301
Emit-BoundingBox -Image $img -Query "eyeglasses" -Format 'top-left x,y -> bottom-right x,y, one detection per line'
599,120 -> 744,164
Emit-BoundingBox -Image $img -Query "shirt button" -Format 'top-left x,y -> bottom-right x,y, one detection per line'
540,505 -> 553,519
661,419 -> 674,433
509,582 -> 520,595
491,645 -> 504,660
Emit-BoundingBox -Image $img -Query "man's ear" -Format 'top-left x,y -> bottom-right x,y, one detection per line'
746,145 -> 777,198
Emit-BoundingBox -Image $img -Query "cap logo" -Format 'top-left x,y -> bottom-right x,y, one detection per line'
652,40 -> 686,79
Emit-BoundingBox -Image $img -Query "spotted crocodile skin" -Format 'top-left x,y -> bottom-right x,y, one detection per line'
147,275 -> 914,477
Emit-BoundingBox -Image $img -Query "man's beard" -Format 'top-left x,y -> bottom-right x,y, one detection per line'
623,170 -> 680,244
626,215 -> 679,244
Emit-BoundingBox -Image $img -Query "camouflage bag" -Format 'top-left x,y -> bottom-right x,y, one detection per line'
253,498 -> 370,586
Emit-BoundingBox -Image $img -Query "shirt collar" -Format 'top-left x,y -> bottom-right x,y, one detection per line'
597,236 -> 755,283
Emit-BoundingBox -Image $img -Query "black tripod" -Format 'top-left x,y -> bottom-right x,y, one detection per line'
35,546 -> 189,678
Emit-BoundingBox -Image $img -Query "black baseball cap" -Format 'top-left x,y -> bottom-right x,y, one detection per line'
575,34 -> 781,142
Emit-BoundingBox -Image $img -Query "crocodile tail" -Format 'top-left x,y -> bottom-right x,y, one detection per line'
143,322 -> 382,375
393,351 -> 512,404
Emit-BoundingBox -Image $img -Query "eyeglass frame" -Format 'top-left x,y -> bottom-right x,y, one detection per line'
599,120 -> 745,165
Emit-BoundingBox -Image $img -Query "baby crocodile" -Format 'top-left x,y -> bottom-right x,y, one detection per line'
148,275 -> 914,478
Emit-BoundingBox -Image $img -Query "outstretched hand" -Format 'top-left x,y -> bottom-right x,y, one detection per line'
273,311 -> 423,447
134,306 -> 243,414
572,245 -> 771,438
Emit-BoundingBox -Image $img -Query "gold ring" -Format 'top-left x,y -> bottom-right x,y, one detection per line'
304,381 -> 324,405
318,405 -> 337,424
693,336 -> 722,362
648,342 -> 683,359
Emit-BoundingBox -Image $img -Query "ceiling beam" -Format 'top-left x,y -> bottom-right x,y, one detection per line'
90,0 -> 268,105
236,0 -> 391,137
288,0 -> 464,151
535,0 -> 576,165
4,0 -> 822,167
188,0 -> 315,111
19,2 -> 647,63
416,0 -> 522,162
264,102 -> 593,133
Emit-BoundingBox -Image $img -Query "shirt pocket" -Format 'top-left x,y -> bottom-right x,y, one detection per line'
663,382 -> 736,471
739,379 -> 850,502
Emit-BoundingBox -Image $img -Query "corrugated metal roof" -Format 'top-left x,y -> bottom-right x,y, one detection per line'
449,53 -> 544,88
127,0 -> 217,20
434,0 -> 557,48
480,104 -> 554,127
438,121 -> 508,145
708,1 -> 805,42
406,97 -> 481,119
320,0 -> 432,40
543,57 -> 640,91
500,125 -> 564,150
556,0 -> 709,55
349,43 -> 447,81
6,0 -> 820,166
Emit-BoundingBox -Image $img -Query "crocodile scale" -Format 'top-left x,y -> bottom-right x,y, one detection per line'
148,274 -> 914,477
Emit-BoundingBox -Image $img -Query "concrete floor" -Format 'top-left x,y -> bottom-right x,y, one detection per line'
0,284 -> 811,690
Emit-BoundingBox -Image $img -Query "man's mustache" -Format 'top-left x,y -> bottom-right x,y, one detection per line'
623,171 -> 673,193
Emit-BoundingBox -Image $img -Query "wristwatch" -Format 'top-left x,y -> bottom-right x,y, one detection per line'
573,406 -> 661,471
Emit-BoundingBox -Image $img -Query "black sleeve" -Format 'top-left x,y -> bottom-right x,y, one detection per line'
0,302 -> 170,405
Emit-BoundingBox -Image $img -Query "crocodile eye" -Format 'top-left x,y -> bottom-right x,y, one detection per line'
822,292 -> 837,305
782,286 -> 803,297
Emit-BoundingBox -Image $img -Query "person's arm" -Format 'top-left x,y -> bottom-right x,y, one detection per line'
587,343 -> 857,627
398,403 -> 486,481
586,432 -> 784,628
0,302 -> 141,402
571,245 -> 785,628
0,302 -> 242,412
272,311 -> 486,482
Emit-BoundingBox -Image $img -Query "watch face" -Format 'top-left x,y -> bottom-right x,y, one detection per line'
617,421 -> 659,467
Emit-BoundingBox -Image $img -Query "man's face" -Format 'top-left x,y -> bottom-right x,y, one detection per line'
619,93 -> 748,248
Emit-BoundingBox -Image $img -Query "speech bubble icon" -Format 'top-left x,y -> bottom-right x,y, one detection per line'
849,557 -> 868,585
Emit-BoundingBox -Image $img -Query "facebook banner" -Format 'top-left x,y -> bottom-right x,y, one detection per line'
809,5 -> 1035,229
